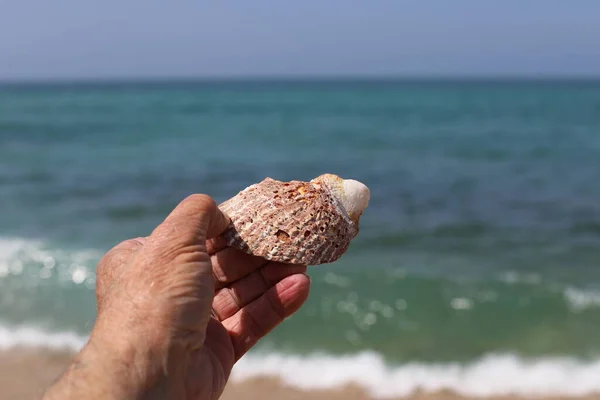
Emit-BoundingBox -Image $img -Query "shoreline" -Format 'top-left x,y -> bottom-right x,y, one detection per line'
1,348 -> 599,400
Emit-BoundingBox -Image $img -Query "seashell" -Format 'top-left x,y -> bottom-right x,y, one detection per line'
218,174 -> 370,265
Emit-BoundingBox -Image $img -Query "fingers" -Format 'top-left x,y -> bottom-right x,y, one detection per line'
221,273 -> 310,360
211,248 -> 272,290
212,263 -> 307,320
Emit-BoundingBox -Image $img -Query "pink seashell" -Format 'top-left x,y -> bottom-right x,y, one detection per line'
218,174 -> 370,265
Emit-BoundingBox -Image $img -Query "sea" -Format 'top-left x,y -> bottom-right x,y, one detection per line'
1,79 -> 600,397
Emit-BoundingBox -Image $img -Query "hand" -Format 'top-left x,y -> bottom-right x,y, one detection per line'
43,194 -> 311,400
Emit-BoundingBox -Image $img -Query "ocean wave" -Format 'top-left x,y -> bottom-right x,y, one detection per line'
233,352 -> 600,398
0,324 -> 87,351
1,323 -> 600,397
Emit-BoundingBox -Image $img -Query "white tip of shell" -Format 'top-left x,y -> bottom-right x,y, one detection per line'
310,173 -> 370,224
341,179 -> 370,223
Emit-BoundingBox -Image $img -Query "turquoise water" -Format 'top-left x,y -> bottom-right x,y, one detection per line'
1,80 -> 600,368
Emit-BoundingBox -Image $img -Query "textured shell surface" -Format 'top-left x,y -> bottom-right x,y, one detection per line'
218,175 -> 365,265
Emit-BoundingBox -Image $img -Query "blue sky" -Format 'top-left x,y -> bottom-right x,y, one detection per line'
1,1 -> 599,80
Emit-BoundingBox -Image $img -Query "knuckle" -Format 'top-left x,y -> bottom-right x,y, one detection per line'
212,266 -> 227,287
127,237 -> 147,247
96,256 -> 115,282
242,309 -> 265,345
266,291 -> 287,320
97,237 -> 142,278
225,286 -> 243,309
97,249 -> 117,274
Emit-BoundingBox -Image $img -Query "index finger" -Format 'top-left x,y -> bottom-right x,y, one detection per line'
211,248 -> 270,289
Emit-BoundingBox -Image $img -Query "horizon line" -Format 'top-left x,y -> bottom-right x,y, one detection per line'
2,73 -> 600,85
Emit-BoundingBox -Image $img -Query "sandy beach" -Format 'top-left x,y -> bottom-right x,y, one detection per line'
2,348 -> 598,400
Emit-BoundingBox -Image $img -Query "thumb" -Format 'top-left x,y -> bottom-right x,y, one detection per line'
152,194 -> 230,246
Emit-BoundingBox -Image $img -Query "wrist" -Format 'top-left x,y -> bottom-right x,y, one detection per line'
91,314 -> 189,398
44,317 -> 188,399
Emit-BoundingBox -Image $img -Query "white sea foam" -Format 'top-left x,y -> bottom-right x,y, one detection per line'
0,237 -> 100,265
0,324 -> 87,351
232,352 -> 600,398
0,236 -> 100,285
499,271 -> 542,285
564,287 -> 600,312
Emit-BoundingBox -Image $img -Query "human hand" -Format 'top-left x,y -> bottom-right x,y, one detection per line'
43,194 -> 311,400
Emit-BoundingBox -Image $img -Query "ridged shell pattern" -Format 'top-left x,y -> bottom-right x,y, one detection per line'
218,176 -> 359,265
